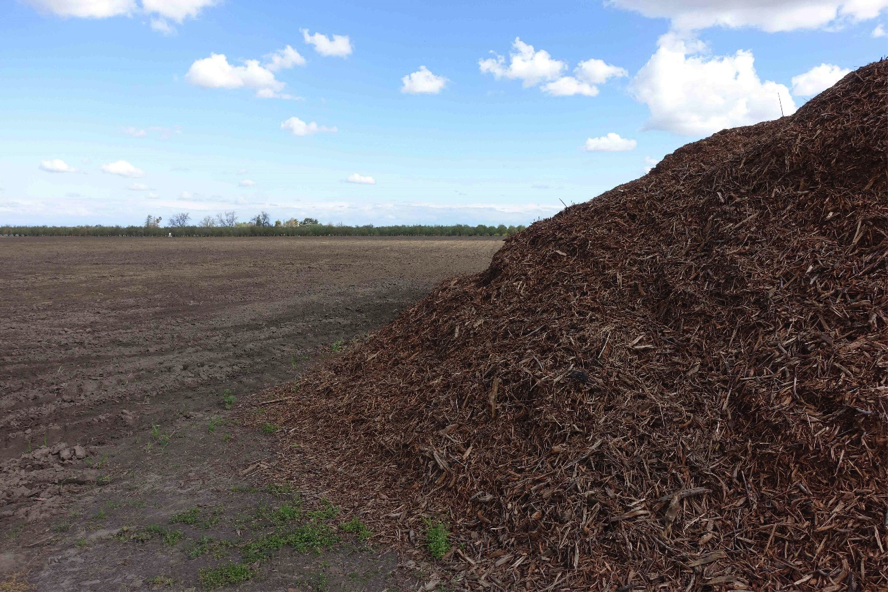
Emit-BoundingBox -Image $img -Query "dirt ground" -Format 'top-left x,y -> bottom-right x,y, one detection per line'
0,236 -> 502,592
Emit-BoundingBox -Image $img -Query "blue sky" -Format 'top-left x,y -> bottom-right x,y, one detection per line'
1,0 -> 885,227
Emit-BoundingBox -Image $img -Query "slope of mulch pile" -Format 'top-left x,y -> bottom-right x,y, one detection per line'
252,61 -> 887,590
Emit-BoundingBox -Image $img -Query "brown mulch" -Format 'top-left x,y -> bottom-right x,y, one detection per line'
250,61 -> 887,590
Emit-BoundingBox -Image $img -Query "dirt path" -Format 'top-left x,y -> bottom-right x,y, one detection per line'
0,236 -> 501,591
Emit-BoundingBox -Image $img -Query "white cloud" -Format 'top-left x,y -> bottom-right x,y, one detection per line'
606,0 -> 888,32
147,191 -> 159,199
40,159 -> 78,173
101,160 -> 144,177
180,191 -> 193,199
264,45 -> 306,71
346,173 -> 376,185
543,58 -> 628,96
401,66 -> 448,94
479,38 -> 565,87
122,126 -> 147,137
129,182 -> 150,190
632,33 -> 796,136
239,179 -> 255,187
24,0 -> 219,30
644,155 -> 660,172
255,88 -> 302,100
575,58 -> 629,84
149,17 -> 174,35
542,77 -> 599,96
301,29 -> 352,57
186,53 -> 283,95
140,0 -> 217,22
24,0 -> 136,18
583,133 -> 638,151
791,63 -> 851,96
874,23 -> 887,35
280,116 -> 337,137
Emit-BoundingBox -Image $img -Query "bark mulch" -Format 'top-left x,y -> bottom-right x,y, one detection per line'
249,60 -> 887,590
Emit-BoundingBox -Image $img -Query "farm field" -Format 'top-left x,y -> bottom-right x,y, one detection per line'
0,236 -> 503,591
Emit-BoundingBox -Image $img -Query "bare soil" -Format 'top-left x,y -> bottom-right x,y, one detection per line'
0,236 -> 502,591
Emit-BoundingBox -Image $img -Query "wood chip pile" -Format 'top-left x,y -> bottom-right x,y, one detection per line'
256,61 -> 887,590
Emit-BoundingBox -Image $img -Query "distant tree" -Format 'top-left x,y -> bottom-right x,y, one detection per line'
253,211 -> 271,227
496,224 -> 507,236
145,215 -> 162,228
199,215 -> 216,228
301,217 -> 319,225
283,218 -> 300,227
216,211 -> 238,227
274,219 -> 282,227
168,212 -> 191,227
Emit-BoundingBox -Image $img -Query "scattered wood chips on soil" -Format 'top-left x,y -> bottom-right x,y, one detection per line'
247,61 -> 887,590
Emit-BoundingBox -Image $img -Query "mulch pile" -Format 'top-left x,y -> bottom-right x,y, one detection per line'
254,61 -> 887,590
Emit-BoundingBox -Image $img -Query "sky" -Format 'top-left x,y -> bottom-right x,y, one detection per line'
0,0 -> 885,227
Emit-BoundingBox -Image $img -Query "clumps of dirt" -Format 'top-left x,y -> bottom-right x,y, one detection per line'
255,61 -> 887,589
0,443 -> 99,522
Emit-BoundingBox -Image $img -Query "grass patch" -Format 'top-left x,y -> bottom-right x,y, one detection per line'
340,518 -> 371,542
306,499 -> 339,521
424,518 -> 450,559
241,523 -> 339,563
170,508 -> 200,525
221,390 -> 236,410
261,422 -> 278,435
208,417 -> 226,433
187,535 -> 234,560
199,563 -> 253,589
116,525 -> 182,546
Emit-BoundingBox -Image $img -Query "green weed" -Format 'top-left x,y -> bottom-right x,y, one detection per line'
261,422 -> 278,435
424,518 -> 450,559
340,518 -> 371,542
221,390 -> 236,410
199,563 -> 253,589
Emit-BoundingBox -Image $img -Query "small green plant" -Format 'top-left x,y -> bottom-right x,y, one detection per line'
140,525 -> 183,546
170,507 -> 200,525
208,417 -> 225,433
300,572 -> 329,592
52,522 -> 71,533
331,339 -> 344,352
265,483 -> 298,497
222,433 -> 232,443
424,518 -> 450,559
149,575 -> 174,587
148,425 -> 171,451
199,563 -> 253,589
306,499 -> 339,521
75,538 -> 87,548
261,422 -> 278,435
221,390 -> 236,410
340,518 -> 371,541
93,509 -> 107,520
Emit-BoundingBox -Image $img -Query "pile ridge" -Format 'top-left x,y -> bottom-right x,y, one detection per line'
258,61 -> 887,590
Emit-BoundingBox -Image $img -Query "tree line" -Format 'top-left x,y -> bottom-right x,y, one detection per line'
2,211 -> 526,237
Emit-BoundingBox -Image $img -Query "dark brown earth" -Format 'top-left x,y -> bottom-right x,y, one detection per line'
0,236 -> 503,591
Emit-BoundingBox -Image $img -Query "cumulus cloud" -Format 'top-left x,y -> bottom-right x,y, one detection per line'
301,29 -> 352,57
24,0 -> 219,33
644,155 -> 660,172
40,159 -> 78,173
101,160 -> 144,177
632,33 -> 796,136
401,66 -> 448,94
482,39 -> 626,97
583,133 -> 638,152
238,179 -> 255,187
280,116 -> 337,137
141,0 -> 217,22
129,182 -> 150,190
874,23 -> 887,36
606,0 -> 888,32
543,77 -> 599,97
480,38 -> 565,87
24,0 -> 136,18
186,53 -> 283,93
791,63 -> 851,96
264,45 -> 306,71
149,17 -> 175,34
346,173 -> 376,185
186,47 -> 305,98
